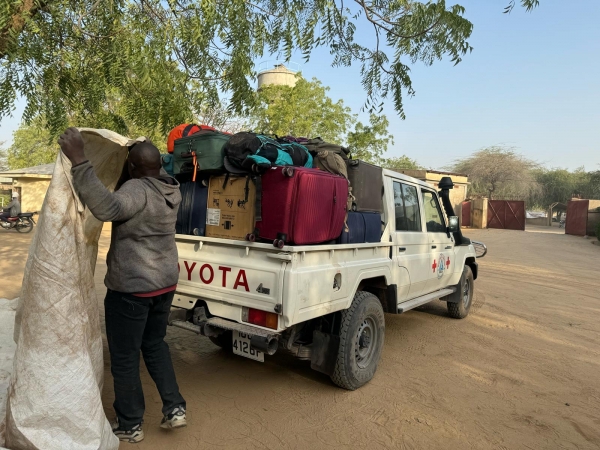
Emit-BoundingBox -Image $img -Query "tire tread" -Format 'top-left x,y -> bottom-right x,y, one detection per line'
331,291 -> 383,390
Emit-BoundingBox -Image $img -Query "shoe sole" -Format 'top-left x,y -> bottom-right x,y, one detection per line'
160,419 -> 187,430
116,432 -> 144,443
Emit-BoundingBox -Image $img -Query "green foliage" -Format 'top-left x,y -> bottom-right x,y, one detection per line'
0,192 -> 11,208
528,168 -> 600,207
452,146 -> 540,200
0,0 -> 489,137
504,0 -> 540,13
251,78 -> 403,163
381,155 -> 421,171
250,77 -> 354,142
347,114 -> 394,164
6,118 -> 59,169
0,142 -> 7,171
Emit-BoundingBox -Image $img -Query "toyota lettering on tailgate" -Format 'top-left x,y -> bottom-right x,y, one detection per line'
178,261 -> 250,292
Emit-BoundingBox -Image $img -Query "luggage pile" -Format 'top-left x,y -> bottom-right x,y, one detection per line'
163,124 -> 383,247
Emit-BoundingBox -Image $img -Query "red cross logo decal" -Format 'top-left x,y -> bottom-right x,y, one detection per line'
432,259 -> 437,272
446,257 -> 450,269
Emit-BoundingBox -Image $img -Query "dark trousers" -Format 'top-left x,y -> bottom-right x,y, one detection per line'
104,289 -> 186,429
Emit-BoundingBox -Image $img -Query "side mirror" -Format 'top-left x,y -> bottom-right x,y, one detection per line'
448,216 -> 459,233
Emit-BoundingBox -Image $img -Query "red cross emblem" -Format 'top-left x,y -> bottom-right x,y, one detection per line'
446,257 -> 450,269
432,259 -> 437,272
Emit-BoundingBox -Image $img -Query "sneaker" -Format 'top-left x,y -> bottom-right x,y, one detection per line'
111,420 -> 145,443
160,405 -> 187,429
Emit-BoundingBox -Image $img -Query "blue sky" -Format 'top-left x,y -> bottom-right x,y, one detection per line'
1,0 -> 598,171
290,0 -> 600,171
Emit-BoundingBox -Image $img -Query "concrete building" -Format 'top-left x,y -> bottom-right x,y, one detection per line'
393,169 -> 469,215
0,163 -> 54,212
257,63 -> 299,89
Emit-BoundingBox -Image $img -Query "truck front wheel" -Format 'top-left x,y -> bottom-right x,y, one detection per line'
331,291 -> 385,390
446,265 -> 474,319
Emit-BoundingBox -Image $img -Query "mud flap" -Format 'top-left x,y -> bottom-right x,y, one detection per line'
310,330 -> 340,376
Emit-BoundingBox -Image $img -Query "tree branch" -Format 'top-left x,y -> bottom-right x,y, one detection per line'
0,0 -> 52,59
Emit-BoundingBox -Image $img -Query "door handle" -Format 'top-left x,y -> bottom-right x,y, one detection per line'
445,246 -> 453,249
398,247 -> 406,252
431,245 -> 437,249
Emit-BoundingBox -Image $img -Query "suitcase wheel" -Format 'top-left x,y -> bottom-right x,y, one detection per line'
273,239 -> 285,249
282,166 -> 295,177
246,233 -> 256,242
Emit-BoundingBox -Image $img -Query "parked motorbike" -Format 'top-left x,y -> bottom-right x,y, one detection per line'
0,212 -> 37,233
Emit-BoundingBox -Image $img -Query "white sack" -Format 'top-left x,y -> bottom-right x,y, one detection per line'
5,129 -> 140,450
0,298 -> 18,448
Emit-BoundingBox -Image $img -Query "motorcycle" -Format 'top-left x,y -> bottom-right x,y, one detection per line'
0,212 -> 37,233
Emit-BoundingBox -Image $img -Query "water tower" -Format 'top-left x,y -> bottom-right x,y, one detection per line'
257,61 -> 300,90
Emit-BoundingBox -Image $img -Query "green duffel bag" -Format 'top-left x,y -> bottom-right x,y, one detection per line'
172,132 -> 231,176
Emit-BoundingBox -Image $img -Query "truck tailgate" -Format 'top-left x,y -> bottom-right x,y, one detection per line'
176,237 -> 286,313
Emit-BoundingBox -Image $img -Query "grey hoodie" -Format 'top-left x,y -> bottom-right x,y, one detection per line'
72,161 -> 182,294
4,199 -> 21,217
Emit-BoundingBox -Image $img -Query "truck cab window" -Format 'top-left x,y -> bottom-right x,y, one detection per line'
394,181 -> 421,232
421,191 -> 446,233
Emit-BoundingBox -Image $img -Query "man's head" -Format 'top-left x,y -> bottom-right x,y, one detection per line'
12,192 -> 18,199
127,142 -> 162,179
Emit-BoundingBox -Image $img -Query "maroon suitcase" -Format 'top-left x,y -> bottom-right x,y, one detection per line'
253,166 -> 349,247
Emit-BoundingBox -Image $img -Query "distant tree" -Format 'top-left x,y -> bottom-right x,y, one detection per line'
452,146 -> 540,200
528,167 -> 592,206
250,77 -> 354,142
196,100 -> 249,135
347,114 -> 394,164
381,155 -> 422,171
6,119 -> 59,169
0,142 -> 7,171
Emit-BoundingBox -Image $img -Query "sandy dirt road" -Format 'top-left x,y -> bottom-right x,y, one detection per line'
3,226 -> 600,449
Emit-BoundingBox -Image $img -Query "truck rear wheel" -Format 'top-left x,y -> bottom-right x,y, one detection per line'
446,265 -> 474,319
331,291 -> 385,390
209,331 -> 233,350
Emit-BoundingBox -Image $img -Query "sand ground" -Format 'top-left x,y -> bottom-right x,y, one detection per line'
2,225 -> 599,449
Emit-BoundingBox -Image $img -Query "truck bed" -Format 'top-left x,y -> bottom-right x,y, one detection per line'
173,234 -> 393,331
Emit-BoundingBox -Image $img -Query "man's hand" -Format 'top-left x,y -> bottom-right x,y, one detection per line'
58,128 -> 86,166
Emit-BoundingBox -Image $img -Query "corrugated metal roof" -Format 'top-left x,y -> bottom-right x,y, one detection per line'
0,163 -> 55,176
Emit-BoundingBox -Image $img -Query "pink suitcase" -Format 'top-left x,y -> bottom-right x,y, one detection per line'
252,166 -> 349,247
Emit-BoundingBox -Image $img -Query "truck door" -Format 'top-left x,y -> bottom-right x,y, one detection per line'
392,181 -> 430,299
421,189 -> 455,293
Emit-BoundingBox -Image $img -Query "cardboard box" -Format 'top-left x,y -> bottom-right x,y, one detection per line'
206,175 -> 256,240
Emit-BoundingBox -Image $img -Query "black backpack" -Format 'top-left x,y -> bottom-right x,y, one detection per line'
223,132 -> 312,174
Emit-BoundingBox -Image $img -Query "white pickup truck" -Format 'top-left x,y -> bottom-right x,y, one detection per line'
168,170 -> 486,390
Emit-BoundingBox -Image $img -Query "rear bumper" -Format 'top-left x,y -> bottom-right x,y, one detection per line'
168,307 -> 280,355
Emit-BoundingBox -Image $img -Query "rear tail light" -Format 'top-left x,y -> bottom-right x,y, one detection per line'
242,307 -> 278,330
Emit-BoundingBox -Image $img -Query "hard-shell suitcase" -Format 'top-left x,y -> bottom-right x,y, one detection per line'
176,181 -> 208,236
253,166 -> 348,247
173,132 -> 230,176
336,211 -> 382,244
346,159 -> 383,213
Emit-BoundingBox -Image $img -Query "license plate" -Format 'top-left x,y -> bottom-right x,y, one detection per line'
232,331 -> 264,362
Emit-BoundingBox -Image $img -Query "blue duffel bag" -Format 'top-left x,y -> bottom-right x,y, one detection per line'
337,211 -> 382,244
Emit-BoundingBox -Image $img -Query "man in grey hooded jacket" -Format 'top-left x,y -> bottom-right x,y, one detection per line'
58,128 -> 186,444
